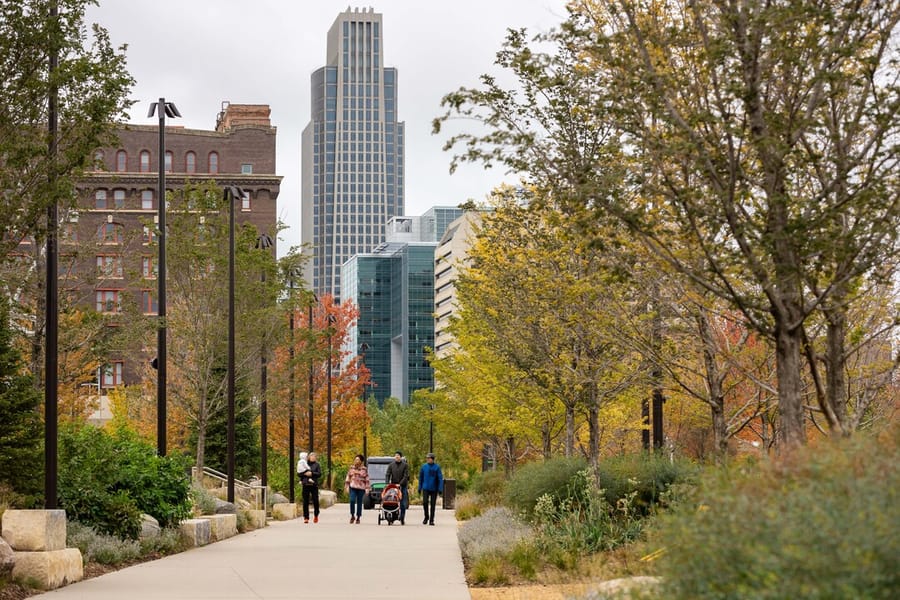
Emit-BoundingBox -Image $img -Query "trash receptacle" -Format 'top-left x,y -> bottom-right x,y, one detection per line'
442,479 -> 456,509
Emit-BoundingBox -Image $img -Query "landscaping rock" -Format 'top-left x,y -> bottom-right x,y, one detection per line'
12,548 -> 83,590
241,509 -> 267,530
269,492 -> 288,505
271,503 -> 297,520
140,514 -> 160,539
179,518 -> 211,547
199,514 -> 237,541
318,489 -> 337,509
236,499 -> 252,510
586,576 -> 661,599
1,509 -> 66,552
214,498 -> 236,514
0,536 -> 14,577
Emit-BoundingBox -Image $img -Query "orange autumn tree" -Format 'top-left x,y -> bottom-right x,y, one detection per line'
267,293 -> 371,488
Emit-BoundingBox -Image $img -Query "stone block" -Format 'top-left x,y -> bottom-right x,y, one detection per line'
318,489 -> 337,509
140,514 -> 160,540
1,509 -> 67,552
271,503 -> 297,520
179,518 -> 211,547
12,548 -> 83,590
242,509 -> 267,530
0,537 -> 13,577
199,514 -> 237,541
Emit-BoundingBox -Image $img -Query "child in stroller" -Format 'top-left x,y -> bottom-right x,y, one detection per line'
377,483 -> 403,525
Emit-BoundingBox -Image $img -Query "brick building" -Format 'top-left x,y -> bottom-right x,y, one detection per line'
62,102 -> 281,389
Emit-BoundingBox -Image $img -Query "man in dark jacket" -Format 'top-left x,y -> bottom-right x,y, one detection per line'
385,450 -> 409,524
300,451 -> 322,523
418,452 -> 444,526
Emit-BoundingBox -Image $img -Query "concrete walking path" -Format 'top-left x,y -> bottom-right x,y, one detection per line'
32,504 -> 471,600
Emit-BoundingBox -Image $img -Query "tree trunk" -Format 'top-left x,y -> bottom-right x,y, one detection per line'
504,436 -> 516,475
541,421 -> 552,459
587,389 -> 599,470
565,404 -> 575,457
774,321 -> 806,448
824,297 -> 849,436
696,311 -> 728,454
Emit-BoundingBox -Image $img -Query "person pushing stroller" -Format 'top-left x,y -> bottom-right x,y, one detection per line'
385,450 -> 409,525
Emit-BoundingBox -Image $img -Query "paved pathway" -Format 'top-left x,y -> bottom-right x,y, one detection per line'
34,504 -> 470,600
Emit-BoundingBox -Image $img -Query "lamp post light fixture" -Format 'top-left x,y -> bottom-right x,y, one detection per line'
256,233 -> 274,488
326,312 -> 336,489
147,98 -> 181,457
224,184 -> 244,503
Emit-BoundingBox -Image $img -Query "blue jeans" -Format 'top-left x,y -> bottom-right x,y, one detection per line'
399,485 -> 408,521
349,487 -> 365,518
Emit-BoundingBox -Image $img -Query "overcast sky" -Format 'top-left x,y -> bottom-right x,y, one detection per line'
84,0 -> 569,255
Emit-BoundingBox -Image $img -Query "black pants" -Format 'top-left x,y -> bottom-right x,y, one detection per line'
423,490 -> 439,524
302,485 -> 319,519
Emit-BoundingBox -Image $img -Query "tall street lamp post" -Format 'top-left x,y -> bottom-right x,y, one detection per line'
147,98 -> 180,456
44,2 -> 59,508
287,269 -> 301,503
256,233 -> 274,488
360,343 -> 369,458
307,293 -> 317,455
326,312 -> 336,489
224,185 -> 244,503
429,404 -> 435,454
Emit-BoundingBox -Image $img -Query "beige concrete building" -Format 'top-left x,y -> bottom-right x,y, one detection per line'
433,211 -> 485,361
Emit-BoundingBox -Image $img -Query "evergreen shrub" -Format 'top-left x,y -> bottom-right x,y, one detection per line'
471,470 -> 507,506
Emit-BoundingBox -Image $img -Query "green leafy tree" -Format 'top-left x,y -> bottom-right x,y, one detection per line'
0,0 -> 133,262
435,1 -> 900,449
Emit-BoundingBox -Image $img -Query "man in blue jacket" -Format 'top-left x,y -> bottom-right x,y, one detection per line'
418,452 -> 444,526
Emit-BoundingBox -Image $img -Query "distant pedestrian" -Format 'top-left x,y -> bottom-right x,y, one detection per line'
385,450 -> 409,525
300,451 -> 322,523
344,454 -> 370,524
418,452 -> 444,526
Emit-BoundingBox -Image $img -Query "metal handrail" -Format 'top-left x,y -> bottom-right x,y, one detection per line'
191,466 -> 268,512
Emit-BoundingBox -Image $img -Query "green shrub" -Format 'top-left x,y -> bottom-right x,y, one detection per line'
190,484 -> 217,516
653,427 -> 900,599
533,469 -> 643,555
68,520 -> 186,565
470,554 -> 510,585
508,540 -> 540,579
596,452 -> 697,515
457,506 -> 532,562
505,455 -> 587,518
58,424 -> 192,539
454,492 -> 482,521
266,451 -> 300,501
472,470 -> 507,506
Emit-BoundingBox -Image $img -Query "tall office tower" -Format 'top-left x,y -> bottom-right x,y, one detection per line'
301,7 -> 405,301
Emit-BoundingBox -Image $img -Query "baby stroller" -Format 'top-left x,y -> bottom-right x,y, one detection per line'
377,483 -> 403,525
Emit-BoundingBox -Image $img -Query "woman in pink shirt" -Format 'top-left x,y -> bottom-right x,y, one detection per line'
344,454 -> 370,524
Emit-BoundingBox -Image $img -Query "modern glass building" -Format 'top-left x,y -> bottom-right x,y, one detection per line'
342,241 -> 436,405
301,7 -> 405,301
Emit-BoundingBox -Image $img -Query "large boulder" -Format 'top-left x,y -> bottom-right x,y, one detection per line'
269,492 -> 289,505
214,498 -> 236,514
1,509 -> 66,552
12,548 -> 83,590
0,536 -> 14,577
140,514 -> 160,540
271,503 -> 297,520
318,489 -> 337,509
179,519 -> 211,547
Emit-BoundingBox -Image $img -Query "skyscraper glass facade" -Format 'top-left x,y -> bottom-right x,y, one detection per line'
342,241 -> 435,405
302,8 -> 405,301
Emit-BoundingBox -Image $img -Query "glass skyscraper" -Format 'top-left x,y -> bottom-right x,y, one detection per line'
301,7 -> 405,301
342,241 -> 436,406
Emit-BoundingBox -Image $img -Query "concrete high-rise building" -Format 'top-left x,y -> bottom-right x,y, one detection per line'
434,211 -> 487,360
302,7 -> 405,301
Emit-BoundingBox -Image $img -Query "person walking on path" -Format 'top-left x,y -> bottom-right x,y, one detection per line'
344,454 -> 370,524
300,451 -> 322,523
418,452 -> 444,526
385,450 -> 409,525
